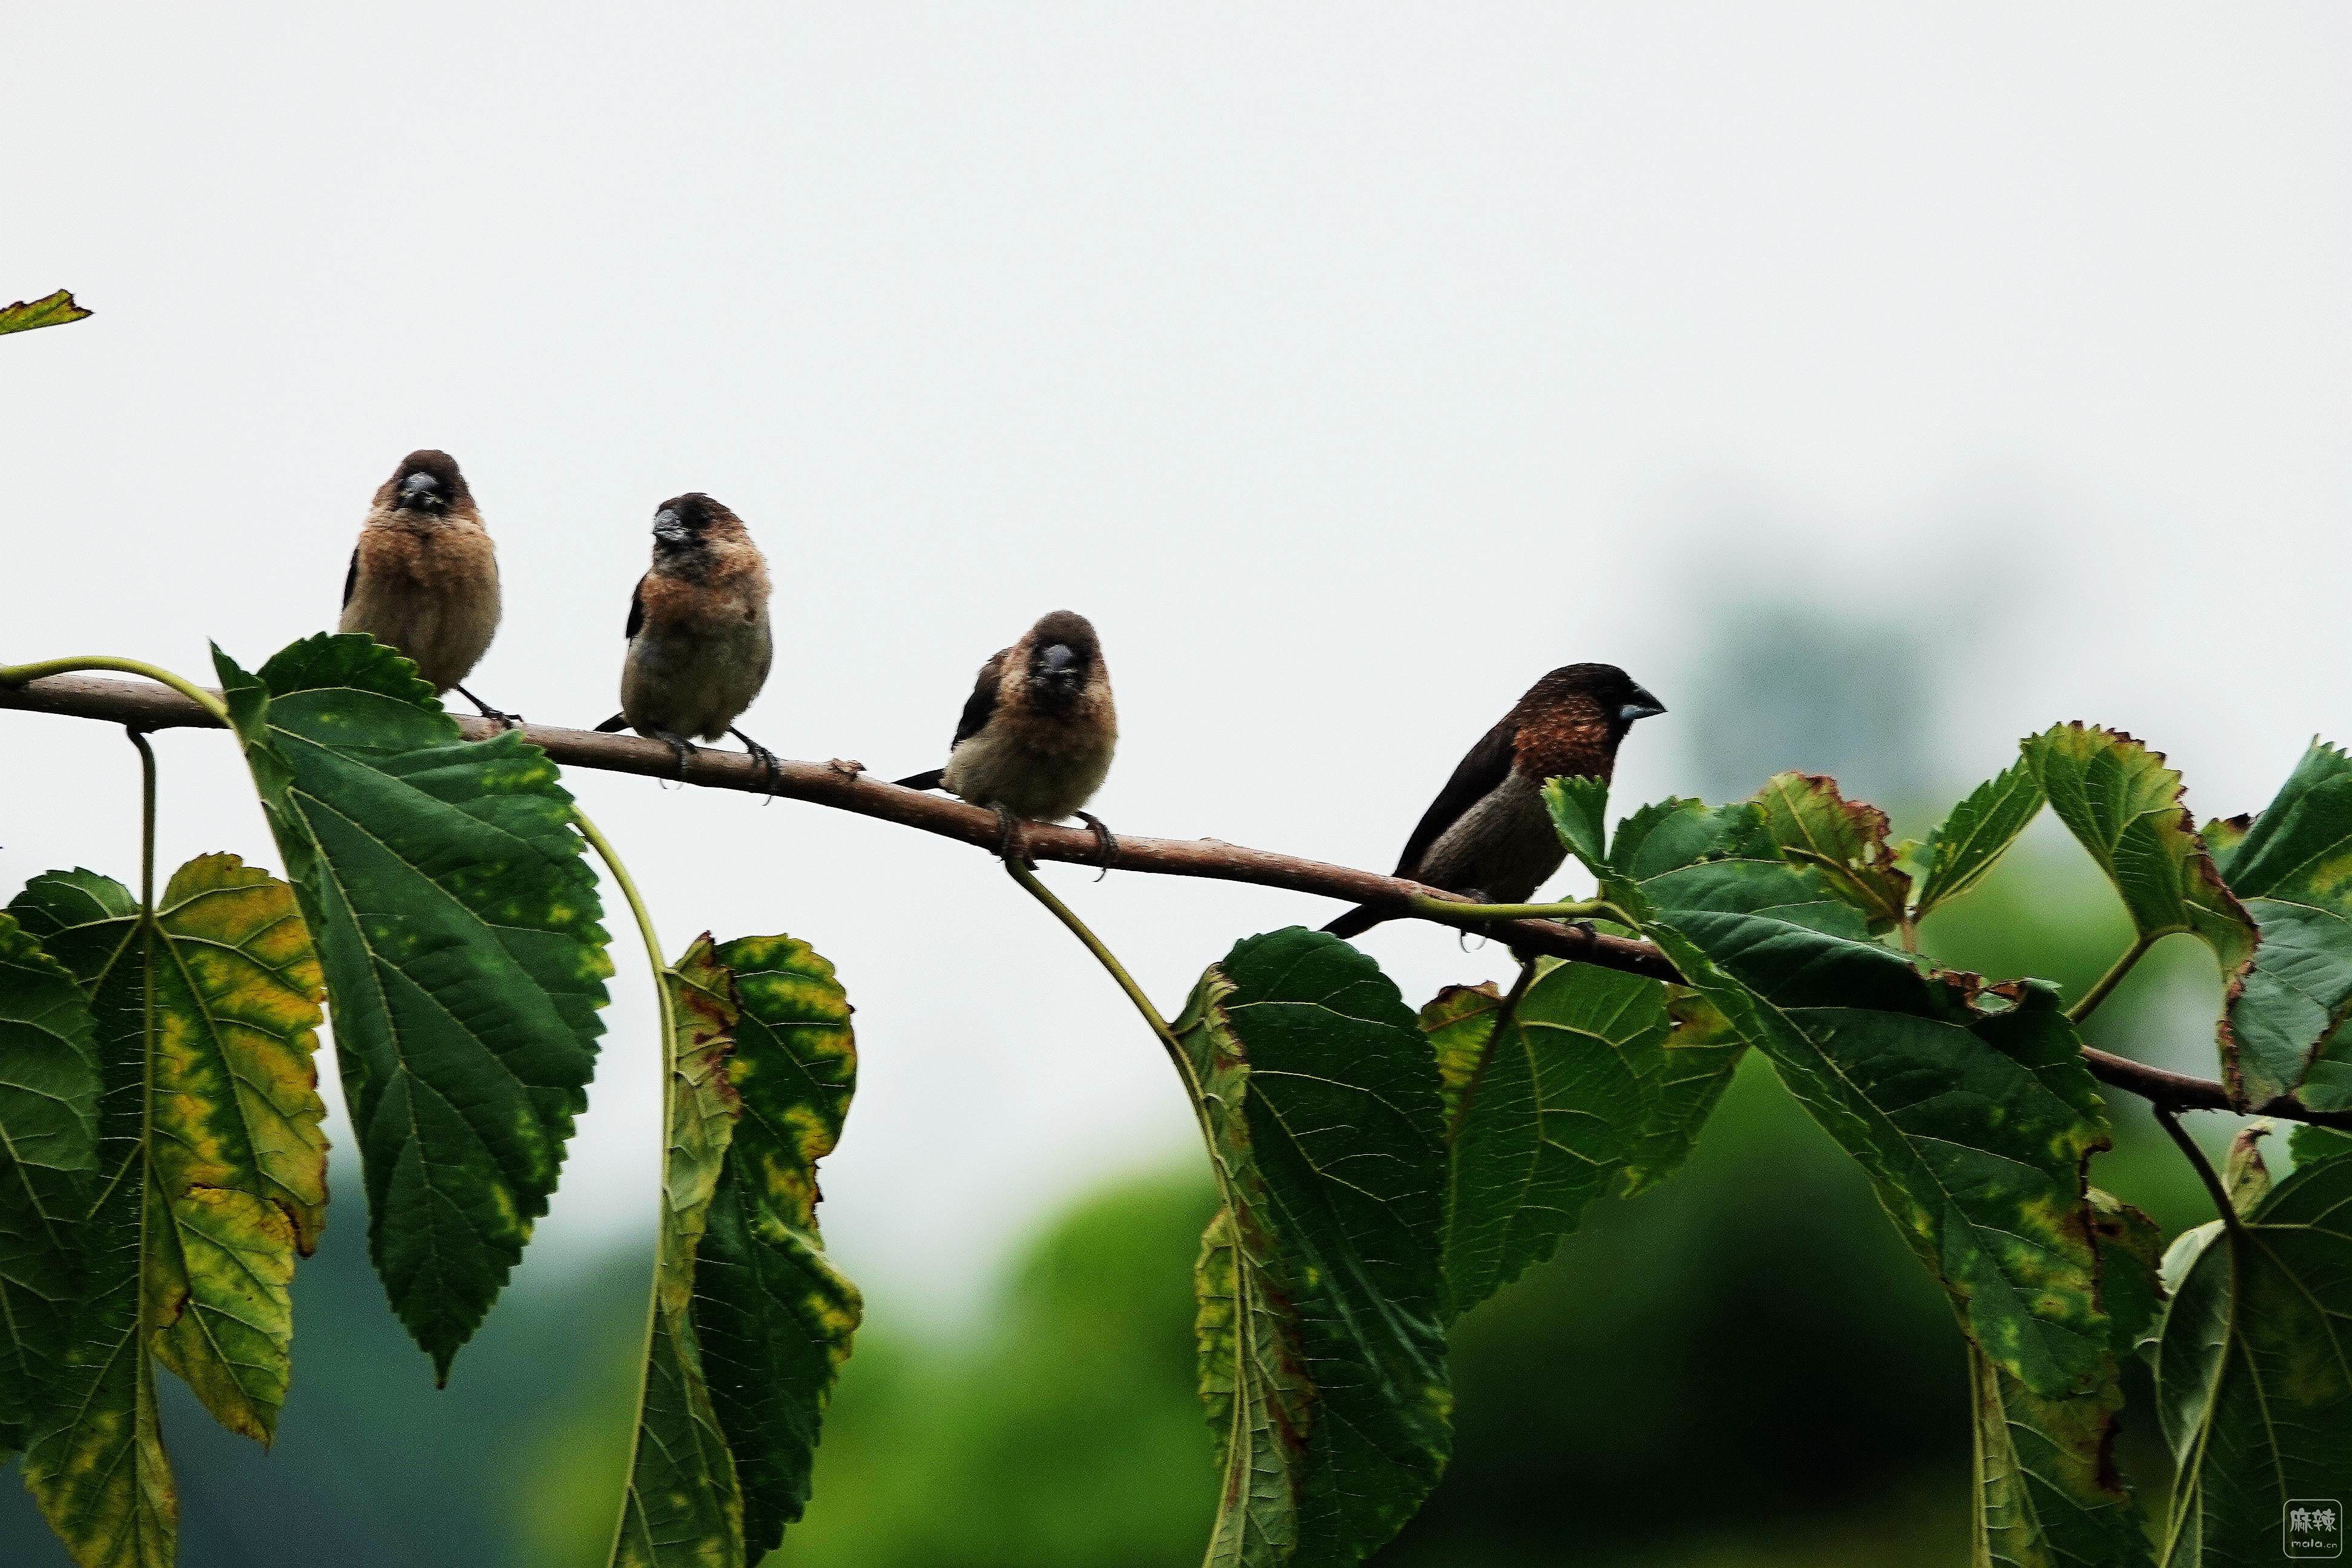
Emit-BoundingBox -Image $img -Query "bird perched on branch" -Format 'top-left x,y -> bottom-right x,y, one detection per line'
339,449 -> 513,722
592,493 -> 778,783
895,610 -> 1119,866
1323,663 -> 1666,939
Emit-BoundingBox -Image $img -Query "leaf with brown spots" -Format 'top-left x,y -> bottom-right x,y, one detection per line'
609,932 -> 861,1567
2022,725 -> 2257,1076
2204,741 -> 2352,1107
677,935 -> 860,1558
1752,771 -> 1911,931
1181,928 -> 1450,1567
1558,792 -> 2119,1401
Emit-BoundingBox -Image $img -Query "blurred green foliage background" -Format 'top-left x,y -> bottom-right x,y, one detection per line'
2,604 -> 2260,1565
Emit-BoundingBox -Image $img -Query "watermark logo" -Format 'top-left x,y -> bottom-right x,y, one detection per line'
2287,1501 -> 2344,1558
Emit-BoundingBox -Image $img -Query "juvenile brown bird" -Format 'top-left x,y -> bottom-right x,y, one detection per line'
1323,663 -> 1665,939
895,610 -> 1118,865
339,449 -> 513,722
592,493 -> 777,782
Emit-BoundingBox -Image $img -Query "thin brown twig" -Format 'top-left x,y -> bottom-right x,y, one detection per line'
6,668 -> 2344,1130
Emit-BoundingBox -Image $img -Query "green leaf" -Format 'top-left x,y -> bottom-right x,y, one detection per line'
213,634 -> 613,1379
1541,775 -> 1612,871
2204,741 -> 2352,1108
1969,1344 -> 2149,1568
1420,982 -> 1506,1128
1751,772 -> 1912,930
1563,797 -> 2116,1400
1425,959 -> 1668,1317
2288,1122 -> 2352,1171
613,938 -> 745,1568
12,855 -> 328,1567
2088,1188 -> 2165,1360
1624,990 -> 1746,1198
2155,1157 -> 2352,1566
2021,723 -> 2256,996
1182,928 -> 1450,1567
0,911 -> 103,1452
1913,759 -> 2046,918
1967,1186 -> 2163,1567
694,935 -> 861,1558
0,289 -> 91,336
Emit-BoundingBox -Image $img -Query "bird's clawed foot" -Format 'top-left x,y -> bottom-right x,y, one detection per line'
454,686 -> 523,731
991,803 -> 1036,869
730,727 -> 782,802
1074,811 -> 1117,881
647,728 -> 696,783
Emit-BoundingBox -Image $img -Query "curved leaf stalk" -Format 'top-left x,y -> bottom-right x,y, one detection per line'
1445,958 -> 1537,1147
2155,1109 -> 2244,1245
1007,866 -> 1452,1567
2067,935 -> 2157,1027
0,656 -> 231,727
570,806 -> 711,1567
1000,861 -> 1258,1560
1002,859 -> 1224,1167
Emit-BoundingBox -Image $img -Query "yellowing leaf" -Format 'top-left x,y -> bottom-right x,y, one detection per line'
612,932 -> 863,1567
0,289 -> 91,336
612,938 -> 744,1568
1753,771 -> 1911,929
11,854 -> 326,1567
695,935 -> 860,1557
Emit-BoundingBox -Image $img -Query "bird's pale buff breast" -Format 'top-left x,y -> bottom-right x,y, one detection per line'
943,686 -> 1117,822
339,521 -> 501,692
621,568 -> 774,741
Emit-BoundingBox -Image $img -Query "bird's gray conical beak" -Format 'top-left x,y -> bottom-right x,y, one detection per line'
1619,685 -> 1667,723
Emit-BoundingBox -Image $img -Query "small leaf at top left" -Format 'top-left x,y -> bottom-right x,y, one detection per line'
0,290 -> 92,335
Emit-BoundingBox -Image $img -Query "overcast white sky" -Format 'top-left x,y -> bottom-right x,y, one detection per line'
4,4 -> 2348,1318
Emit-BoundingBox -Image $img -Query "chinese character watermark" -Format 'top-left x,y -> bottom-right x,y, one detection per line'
2287,1500 -> 2344,1558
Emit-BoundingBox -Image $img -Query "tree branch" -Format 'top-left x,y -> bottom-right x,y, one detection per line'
8,669 -> 2344,1130
0,670 -> 1673,978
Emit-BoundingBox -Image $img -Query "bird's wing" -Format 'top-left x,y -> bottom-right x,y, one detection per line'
950,649 -> 1008,750
342,547 -> 359,609
624,575 -> 646,639
1391,716 -> 1519,878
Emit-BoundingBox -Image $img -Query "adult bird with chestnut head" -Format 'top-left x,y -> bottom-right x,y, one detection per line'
1323,662 -> 1666,939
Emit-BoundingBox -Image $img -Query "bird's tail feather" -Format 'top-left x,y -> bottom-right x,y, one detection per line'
592,713 -> 629,734
1321,905 -> 1385,941
895,768 -> 946,791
